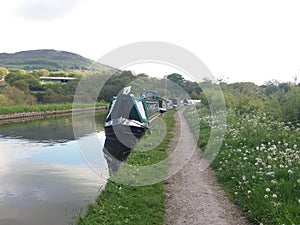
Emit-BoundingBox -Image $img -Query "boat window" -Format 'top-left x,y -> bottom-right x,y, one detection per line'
145,91 -> 158,100
135,100 -> 147,121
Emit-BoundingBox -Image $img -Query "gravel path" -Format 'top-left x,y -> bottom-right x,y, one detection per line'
164,110 -> 250,225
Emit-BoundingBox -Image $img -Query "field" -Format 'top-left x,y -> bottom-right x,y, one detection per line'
184,105 -> 300,224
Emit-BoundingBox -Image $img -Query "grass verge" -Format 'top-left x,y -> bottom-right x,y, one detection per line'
78,110 -> 176,225
0,102 -> 108,115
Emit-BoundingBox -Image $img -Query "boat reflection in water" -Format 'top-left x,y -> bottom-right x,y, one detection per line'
102,139 -> 131,175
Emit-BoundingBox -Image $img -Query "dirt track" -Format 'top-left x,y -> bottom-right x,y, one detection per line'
164,111 -> 250,225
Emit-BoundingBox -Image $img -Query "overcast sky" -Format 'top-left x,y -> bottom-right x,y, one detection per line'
1,0 -> 300,84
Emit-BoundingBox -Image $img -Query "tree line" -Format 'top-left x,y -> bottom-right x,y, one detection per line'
0,67 -> 202,106
0,66 -> 299,123
199,80 -> 300,124
0,68 -> 81,105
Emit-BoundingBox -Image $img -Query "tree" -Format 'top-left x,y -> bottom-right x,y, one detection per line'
0,86 -> 36,105
281,86 -> 300,123
136,73 -> 149,78
5,70 -> 41,91
167,73 -> 185,88
185,80 -> 202,97
0,94 -> 14,106
39,69 -> 50,77
41,89 -> 59,104
12,79 -> 30,92
0,67 -> 9,80
5,70 -> 27,85
264,83 -> 279,96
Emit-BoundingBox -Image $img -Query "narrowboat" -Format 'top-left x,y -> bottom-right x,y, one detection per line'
104,86 -> 149,151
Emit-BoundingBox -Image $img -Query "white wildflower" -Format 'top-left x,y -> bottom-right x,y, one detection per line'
256,158 -> 262,163
266,172 -> 275,176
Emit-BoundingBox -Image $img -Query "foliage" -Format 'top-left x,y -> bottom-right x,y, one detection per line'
5,69 -> 40,90
167,73 -> 202,99
281,86 -> 300,123
0,67 -> 9,79
167,73 -> 185,88
98,70 -> 135,102
0,94 -> 14,106
216,81 -> 300,124
0,86 -> 36,105
12,79 -> 30,92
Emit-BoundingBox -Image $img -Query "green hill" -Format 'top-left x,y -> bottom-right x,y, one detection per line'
0,49 -> 107,71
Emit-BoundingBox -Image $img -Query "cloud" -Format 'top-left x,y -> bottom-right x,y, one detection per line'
16,0 -> 81,21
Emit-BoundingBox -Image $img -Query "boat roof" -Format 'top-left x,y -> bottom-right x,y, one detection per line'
105,94 -> 149,124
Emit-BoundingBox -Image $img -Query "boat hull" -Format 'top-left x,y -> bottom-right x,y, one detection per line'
104,124 -> 146,149
103,88 -> 150,164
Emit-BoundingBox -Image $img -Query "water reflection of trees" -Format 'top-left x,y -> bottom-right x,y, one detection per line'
0,113 -> 105,142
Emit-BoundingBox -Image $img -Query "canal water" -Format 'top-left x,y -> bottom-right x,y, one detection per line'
0,113 -> 109,225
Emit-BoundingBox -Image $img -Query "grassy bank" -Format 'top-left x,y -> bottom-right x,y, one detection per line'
78,110 -> 176,225
184,105 -> 300,224
0,103 -> 108,115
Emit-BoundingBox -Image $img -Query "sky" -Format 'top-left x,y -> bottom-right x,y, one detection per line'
1,0 -> 300,85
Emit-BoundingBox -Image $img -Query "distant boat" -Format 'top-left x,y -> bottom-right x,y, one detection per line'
170,98 -> 178,108
104,86 -> 149,153
182,98 -> 191,106
141,89 -> 168,114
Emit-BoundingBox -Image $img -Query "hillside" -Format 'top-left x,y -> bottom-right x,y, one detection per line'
0,49 -> 107,71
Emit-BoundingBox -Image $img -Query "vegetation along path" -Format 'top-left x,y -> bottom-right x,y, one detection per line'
164,110 -> 249,225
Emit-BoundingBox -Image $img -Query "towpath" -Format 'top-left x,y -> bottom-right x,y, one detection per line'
164,110 -> 250,225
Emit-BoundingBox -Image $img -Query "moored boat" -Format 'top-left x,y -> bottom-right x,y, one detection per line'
104,86 -> 149,151
141,89 -> 168,114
